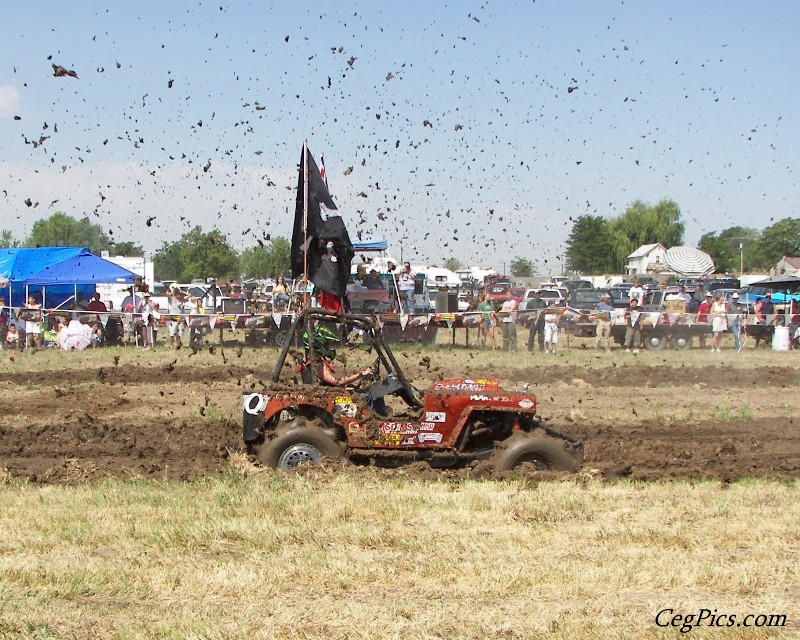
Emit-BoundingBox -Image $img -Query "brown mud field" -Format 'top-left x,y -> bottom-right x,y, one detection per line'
1,359 -> 799,484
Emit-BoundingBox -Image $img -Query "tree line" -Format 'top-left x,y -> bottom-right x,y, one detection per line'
1,212 -> 290,282
565,199 -> 800,274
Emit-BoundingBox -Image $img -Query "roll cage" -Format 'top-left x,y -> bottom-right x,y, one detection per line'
271,309 -> 424,409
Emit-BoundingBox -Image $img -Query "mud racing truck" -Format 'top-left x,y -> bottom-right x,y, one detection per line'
243,310 -> 583,471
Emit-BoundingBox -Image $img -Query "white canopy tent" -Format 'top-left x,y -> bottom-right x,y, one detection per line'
664,246 -> 715,277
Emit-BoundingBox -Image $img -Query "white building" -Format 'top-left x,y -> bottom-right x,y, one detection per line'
626,243 -> 667,275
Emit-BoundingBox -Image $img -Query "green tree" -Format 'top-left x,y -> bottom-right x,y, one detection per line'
565,215 -> 614,274
0,229 -> 20,247
443,257 -> 461,272
110,241 -> 144,257
510,257 -> 535,278
153,226 -> 239,282
609,199 -> 685,272
699,226 -> 759,274
24,212 -> 112,254
747,218 -> 800,271
240,237 -> 291,278
153,241 -> 184,281
698,232 -> 736,274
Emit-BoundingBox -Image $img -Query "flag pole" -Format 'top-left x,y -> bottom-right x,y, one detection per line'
303,139 -> 309,311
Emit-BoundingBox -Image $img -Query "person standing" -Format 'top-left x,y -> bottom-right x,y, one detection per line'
543,302 -> 560,354
761,294 -> 775,325
499,292 -> 518,351
526,291 -> 547,352
166,286 -> 186,349
696,292 -> 712,349
753,297 -> 765,324
0,294 -> 8,349
728,292 -> 743,352
477,293 -> 497,350
628,279 -> 645,309
23,295 -> 43,351
693,283 -> 707,305
137,293 -> 156,350
397,262 -> 416,315
624,298 -> 642,354
594,293 -> 615,351
710,292 -> 728,352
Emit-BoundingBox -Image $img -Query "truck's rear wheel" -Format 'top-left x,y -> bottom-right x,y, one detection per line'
259,426 -> 343,470
671,334 -> 693,350
490,434 -> 578,472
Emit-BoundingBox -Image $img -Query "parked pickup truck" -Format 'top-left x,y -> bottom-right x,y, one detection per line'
570,290 -> 712,350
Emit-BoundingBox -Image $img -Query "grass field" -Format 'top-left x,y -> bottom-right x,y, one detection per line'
0,466 -> 798,639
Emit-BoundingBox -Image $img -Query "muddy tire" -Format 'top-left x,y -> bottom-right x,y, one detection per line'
273,330 -> 291,349
490,434 -> 578,472
259,426 -> 343,470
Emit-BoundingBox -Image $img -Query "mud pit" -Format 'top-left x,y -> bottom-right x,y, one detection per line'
1,357 -> 799,484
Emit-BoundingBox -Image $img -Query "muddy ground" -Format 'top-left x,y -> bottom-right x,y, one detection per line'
1,352 -> 799,484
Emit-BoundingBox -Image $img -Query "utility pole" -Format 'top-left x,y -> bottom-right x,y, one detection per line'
739,243 -> 744,276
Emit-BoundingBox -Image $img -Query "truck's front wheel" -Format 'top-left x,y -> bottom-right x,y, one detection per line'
490,434 -> 578,472
259,425 -> 343,470
644,331 -> 668,350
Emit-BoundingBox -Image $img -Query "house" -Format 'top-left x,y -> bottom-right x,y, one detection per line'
626,243 -> 667,275
773,256 -> 800,276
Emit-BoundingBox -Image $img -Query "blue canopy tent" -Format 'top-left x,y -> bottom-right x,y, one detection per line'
352,237 -> 388,252
0,247 -> 139,308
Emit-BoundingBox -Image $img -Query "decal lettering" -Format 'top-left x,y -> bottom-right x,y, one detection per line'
469,395 -> 490,402
518,399 -> 535,409
424,411 -> 446,423
243,393 -> 268,415
380,422 -> 418,435
419,422 -> 437,431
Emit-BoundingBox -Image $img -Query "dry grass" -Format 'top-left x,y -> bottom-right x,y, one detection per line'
0,467 -> 797,639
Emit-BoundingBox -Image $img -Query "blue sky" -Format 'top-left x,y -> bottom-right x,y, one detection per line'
1,0 -> 798,274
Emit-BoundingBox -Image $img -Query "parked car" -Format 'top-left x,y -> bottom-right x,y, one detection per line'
567,289 -> 606,314
713,288 -> 740,303
706,278 -> 740,292
562,279 -> 594,293
524,288 -> 566,306
675,278 -> 703,294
